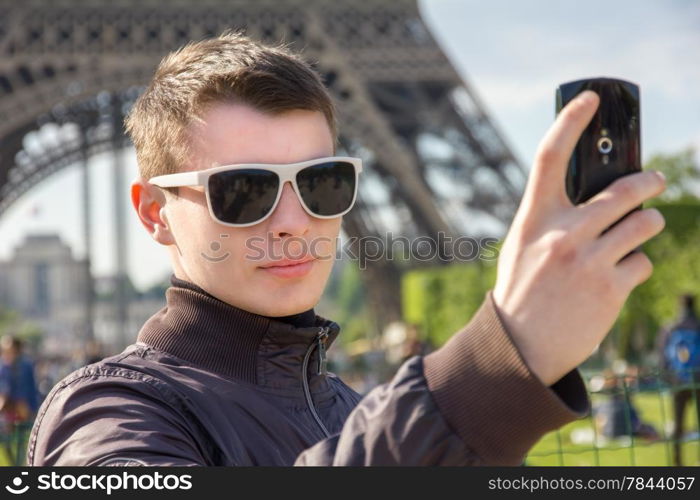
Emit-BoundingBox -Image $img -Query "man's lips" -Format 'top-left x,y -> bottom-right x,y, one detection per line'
259,256 -> 316,268
258,257 -> 316,278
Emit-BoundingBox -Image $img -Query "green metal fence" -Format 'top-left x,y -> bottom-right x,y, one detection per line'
0,421 -> 33,466
526,369 -> 700,466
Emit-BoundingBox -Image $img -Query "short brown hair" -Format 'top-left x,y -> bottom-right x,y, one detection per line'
125,30 -> 338,184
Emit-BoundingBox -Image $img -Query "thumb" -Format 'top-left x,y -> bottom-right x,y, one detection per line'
521,89 -> 600,214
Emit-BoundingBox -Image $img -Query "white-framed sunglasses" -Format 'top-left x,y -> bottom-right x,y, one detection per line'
148,156 -> 363,227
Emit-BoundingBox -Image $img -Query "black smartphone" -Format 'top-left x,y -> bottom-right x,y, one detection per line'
556,77 -> 641,215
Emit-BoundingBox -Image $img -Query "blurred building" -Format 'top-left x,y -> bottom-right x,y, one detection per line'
0,233 -> 165,357
0,233 -> 87,355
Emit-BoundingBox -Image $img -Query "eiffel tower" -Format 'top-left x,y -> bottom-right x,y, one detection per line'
0,0 -> 526,344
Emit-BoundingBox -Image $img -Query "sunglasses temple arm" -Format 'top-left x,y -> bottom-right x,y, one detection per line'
148,171 -> 201,188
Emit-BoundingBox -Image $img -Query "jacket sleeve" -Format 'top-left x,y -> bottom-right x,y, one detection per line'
27,368 -> 208,466
295,290 -> 591,466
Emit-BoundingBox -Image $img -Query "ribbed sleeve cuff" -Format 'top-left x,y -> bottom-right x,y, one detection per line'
422,290 -> 591,465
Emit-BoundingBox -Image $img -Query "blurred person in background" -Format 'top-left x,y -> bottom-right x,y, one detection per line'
657,293 -> 700,465
398,324 -> 432,365
0,335 -> 40,428
593,368 -> 658,443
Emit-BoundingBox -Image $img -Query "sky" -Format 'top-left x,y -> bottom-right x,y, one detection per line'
0,0 -> 698,291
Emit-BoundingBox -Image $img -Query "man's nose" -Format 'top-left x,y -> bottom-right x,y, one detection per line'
267,182 -> 312,237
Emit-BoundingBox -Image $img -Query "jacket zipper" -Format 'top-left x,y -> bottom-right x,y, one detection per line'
301,326 -> 331,438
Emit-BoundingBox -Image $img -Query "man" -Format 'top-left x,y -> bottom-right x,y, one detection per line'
657,294 -> 700,466
0,335 -> 39,424
27,31 -> 666,466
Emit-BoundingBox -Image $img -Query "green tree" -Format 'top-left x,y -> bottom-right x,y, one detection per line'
645,147 -> 699,202
401,247 -> 498,348
613,147 -> 700,363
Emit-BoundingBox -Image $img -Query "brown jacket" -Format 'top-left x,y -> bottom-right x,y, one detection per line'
27,275 -> 589,466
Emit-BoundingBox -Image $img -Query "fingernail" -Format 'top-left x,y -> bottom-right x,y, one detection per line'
577,90 -> 597,104
655,170 -> 666,182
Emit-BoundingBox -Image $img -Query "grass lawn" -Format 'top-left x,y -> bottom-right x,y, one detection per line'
527,391 -> 700,466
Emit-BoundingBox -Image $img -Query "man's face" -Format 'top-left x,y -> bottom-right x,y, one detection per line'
159,102 -> 340,317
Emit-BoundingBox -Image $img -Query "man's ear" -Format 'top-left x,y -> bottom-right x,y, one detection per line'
130,178 -> 176,246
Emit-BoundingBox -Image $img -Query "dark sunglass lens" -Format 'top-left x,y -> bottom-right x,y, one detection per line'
296,161 -> 356,216
208,169 -> 279,224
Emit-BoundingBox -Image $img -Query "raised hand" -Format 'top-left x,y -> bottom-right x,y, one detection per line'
492,90 -> 666,386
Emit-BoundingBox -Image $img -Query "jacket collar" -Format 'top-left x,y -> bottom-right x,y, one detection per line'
136,274 -> 341,390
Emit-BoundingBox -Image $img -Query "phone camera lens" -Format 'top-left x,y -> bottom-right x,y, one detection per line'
597,137 -> 613,154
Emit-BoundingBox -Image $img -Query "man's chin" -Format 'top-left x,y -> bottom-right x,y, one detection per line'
249,288 -> 320,317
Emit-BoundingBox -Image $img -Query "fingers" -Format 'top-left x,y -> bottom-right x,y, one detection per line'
614,250 -> 654,293
578,170 -> 666,236
522,90 -> 600,213
591,208 -> 665,264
